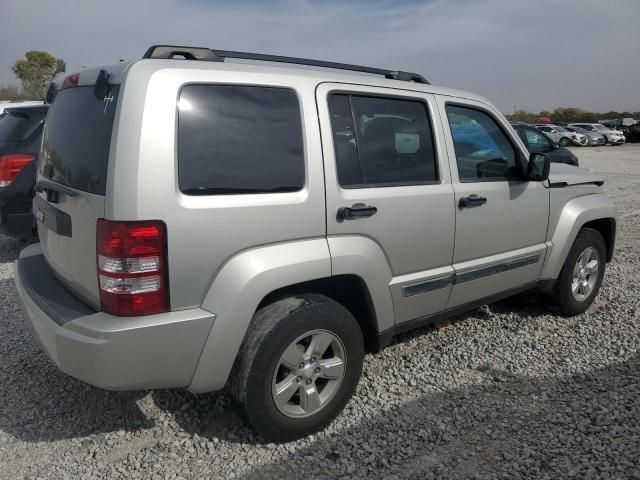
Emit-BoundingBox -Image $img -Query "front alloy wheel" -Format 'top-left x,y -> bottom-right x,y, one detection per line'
553,228 -> 606,316
571,247 -> 599,301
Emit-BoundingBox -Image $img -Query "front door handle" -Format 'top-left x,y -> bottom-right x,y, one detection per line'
337,203 -> 378,221
459,194 -> 487,208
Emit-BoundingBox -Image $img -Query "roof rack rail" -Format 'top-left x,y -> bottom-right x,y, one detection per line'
142,45 -> 429,84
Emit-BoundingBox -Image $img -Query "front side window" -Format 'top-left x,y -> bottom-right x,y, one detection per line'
446,105 -> 521,182
178,85 -> 304,195
328,93 -> 438,188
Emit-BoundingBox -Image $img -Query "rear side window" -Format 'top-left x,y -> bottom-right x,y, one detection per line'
328,94 -> 438,188
178,85 -> 305,195
0,109 -> 46,142
42,86 -> 119,195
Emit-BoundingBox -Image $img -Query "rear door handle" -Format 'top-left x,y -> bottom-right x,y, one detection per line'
459,194 -> 487,208
337,203 -> 378,221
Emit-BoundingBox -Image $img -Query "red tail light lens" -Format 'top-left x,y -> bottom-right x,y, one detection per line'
0,154 -> 36,187
97,219 -> 169,316
62,73 -> 79,88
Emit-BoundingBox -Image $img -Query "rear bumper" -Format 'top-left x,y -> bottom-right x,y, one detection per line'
15,243 -> 216,391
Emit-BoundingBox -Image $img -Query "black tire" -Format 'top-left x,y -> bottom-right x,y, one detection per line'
231,294 -> 364,442
553,228 -> 606,317
559,137 -> 572,147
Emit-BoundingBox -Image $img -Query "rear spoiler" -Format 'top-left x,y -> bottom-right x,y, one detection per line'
45,68 -> 112,104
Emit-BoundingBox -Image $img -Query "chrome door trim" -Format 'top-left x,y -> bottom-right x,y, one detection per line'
454,253 -> 541,285
401,274 -> 454,297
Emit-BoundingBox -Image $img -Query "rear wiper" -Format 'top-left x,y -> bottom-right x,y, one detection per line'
36,179 -> 78,198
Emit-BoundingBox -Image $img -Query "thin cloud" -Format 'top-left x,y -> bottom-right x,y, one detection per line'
0,0 -> 638,112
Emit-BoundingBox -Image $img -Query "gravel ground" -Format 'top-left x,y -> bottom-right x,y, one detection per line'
1,144 -> 639,480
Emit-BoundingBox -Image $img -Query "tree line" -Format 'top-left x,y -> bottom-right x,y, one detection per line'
506,108 -> 640,124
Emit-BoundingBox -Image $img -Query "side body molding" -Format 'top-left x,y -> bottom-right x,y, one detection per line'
540,193 -> 617,280
328,236 -> 395,333
189,238 -> 331,393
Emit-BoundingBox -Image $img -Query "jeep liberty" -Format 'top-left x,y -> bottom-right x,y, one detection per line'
15,46 -> 617,441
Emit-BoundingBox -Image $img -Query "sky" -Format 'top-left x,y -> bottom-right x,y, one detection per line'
1,0 -> 639,113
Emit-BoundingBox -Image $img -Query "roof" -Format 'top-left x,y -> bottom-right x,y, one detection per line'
61,55 -> 491,107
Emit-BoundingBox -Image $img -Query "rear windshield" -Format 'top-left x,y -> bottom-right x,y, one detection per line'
41,86 -> 119,195
0,109 -> 46,142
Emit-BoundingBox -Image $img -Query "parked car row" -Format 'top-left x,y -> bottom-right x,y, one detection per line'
511,122 -> 626,147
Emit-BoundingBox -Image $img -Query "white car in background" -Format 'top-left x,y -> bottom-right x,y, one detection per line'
536,124 -> 587,146
569,123 -> 625,145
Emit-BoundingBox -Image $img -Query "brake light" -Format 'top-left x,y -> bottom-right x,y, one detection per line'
0,154 -> 35,187
97,219 -> 169,316
62,73 -> 79,88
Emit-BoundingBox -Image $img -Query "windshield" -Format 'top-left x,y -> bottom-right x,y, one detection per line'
40,86 -> 119,195
554,126 -> 568,132
594,124 -> 610,132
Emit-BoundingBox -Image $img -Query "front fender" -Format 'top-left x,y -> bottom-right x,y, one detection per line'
188,238 -> 331,393
540,193 -> 617,280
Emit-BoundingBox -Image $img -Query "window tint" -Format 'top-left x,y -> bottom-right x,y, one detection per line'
42,86 -> 119,195
328,94 -> 437,187
178,85 -> 304,195
0,109 -> 46,142
446,105 -> 521,182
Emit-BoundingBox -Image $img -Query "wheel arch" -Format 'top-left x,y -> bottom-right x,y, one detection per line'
188,237 -> 393,393
541,193 -> 617,280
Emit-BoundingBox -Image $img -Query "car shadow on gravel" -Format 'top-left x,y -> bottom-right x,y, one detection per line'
237,352 -> 640,479
0,278 -> 153,443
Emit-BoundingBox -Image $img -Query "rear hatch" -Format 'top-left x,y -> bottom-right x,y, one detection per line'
36,71 -> 121,309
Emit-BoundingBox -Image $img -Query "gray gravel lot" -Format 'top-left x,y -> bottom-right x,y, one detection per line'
1,144 -> 639,480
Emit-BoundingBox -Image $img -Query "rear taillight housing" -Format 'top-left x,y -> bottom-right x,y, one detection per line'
0,154 -> 35,187
97,219 -> 169,316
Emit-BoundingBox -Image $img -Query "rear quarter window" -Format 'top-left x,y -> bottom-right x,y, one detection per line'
177,85 -> 305,195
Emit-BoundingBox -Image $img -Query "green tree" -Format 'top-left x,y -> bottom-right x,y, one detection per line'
12,51 -> 65,100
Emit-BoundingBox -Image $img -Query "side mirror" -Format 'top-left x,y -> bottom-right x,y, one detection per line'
553,142 -> 560,149
528,152 -> 550,181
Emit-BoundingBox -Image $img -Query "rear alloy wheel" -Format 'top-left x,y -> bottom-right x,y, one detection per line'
232,294 -> 364,442
559,137 -> 572,147
553,228 -> 606,316
272,330 -> 346,418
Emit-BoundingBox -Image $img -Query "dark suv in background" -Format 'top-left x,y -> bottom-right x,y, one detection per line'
511,123 -> 579,166
0,104 -> 47,238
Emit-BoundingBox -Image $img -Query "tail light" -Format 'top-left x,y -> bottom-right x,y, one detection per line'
62,73 -> 79,89
97,219 -> 169,316
0,154 -> 36,187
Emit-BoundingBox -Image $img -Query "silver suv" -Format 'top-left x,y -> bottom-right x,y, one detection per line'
15,46 -> 617,441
